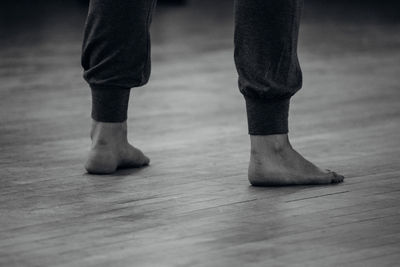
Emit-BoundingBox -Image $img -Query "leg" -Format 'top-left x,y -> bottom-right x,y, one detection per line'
82,0 -> 156,174
234,0 -> 344,185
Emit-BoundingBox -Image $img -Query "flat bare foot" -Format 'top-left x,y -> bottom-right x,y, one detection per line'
248,134 -> 344,186
85,120 -> 150,174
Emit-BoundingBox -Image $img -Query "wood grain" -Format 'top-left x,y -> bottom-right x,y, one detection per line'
1,0 -> 400,266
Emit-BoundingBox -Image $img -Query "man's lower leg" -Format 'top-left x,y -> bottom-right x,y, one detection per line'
234,0 -> 344,185
81,0 -> 156,174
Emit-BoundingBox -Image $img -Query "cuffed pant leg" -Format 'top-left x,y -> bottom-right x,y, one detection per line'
234,0 -> 304,135
82,0 -> 157,122
90,86 -> 131,122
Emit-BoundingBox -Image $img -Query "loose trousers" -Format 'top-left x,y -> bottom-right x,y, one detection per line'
82,0 -> 304,135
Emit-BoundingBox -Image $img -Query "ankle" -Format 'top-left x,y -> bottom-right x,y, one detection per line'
90,120 -> 128,145
250,134 -> 291,155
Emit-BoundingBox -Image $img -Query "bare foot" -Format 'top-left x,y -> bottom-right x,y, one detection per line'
85,120 -> 150,174
248,134 -> 344,186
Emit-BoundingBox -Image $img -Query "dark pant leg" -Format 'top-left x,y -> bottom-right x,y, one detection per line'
234,0 -> 304,135
82,0 -> 157,122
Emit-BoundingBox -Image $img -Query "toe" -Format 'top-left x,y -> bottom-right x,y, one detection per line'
134,149 -> 150,166
142,155 -> 150,166
331,171 -> 345,183
119,145 -> 150,168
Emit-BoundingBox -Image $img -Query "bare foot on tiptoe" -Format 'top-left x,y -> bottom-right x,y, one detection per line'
85,120 -> 150,174
248,134 -> 344,186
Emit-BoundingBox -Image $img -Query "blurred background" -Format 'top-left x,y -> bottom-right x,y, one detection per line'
1,0 -> 399,143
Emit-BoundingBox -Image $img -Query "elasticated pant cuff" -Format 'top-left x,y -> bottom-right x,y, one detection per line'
91,86 -> 131,122
245,97 -> 290,135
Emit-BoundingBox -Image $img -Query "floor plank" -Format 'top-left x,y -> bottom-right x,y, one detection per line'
1,0 -> 400,266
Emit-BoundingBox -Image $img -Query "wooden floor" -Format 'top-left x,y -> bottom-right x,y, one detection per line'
1,0 -> 400,266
